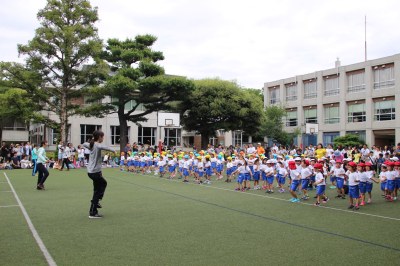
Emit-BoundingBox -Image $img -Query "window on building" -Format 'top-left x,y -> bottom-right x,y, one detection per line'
269,87 -> 280,104
285,110 -> 298,127
164,128 -> 181,147
324,105 -> 340,124
347,102 -> 366,123
324,75 -> 339,96
110,97 -> 146,111
110,126 -> 130,145
285,83 -> 297,101
49,126 -> 71,145
84,96 -> 101,107
303,79 -> 317,99
346,130 -> 366,143
138,127 -> 156,146
80,124 -> 102,144
323,132 -> 340,146
50,128 -> 60,145
209,136 -> 218,146
304,107 -> 317,124
374,98 -> 395,121
347,70 -> 365,93
373,64 -> 395,90
232,130 -> 243,147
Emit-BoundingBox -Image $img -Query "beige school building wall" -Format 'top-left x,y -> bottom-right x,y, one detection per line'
263,53 -> 400,147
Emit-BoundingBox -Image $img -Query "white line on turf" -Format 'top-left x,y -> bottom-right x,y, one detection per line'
124,172 -> 400,222
4,172 -> 57,266
0,204 -> 19,208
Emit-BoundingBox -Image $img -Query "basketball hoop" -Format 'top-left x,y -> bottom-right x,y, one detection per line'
305,123 -> 318,135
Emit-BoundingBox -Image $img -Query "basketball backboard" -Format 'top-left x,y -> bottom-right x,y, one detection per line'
305,123 -> 319,135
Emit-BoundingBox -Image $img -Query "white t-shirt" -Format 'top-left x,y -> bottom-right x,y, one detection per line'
238,165 -> 251,174
289,169 -> 300,180
348,172 -> 360,186
301,167 -> 312,179
315,172 -> 325,186
264,166 -> 274,176
332,167 -> 345,179
358,171 -> 368,182
365,170 -> 375,183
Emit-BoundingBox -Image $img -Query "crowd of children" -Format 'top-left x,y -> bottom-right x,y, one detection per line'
118,147 -> 400,210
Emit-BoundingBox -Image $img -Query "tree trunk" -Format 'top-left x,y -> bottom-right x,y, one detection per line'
200,132 -> 209,150
60,90 -> 68,144
118,108 -> 128,153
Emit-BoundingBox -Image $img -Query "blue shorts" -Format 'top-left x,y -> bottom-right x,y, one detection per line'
179,167 -> 183,173
205,168 -> 212,176
381,182 -> 387,191
217,164 -> 223,172
197,171 -> 204,177
349,185 -> 360,199
386,180 -> 395,192
262,172 -> 267,181
330,176 -> 337,183
159,166 -> 165,173
168,166 -> 175,173
244,173 -> 251,181
366,182 -> 373,193
119,160 -> 125,166
359,182 -> 367,194
278,176 -> 286,185
301,179 -> 309,190
396,179 -> 400,189
249,165 -> 254,175
183,169 -> 189,176
253,171 -> 260,181
226,168 -> 233,176
140,162 -> 146,167
266,175 -> 274,184
211,162 -> 217,169
134,161 -> 140,167
237,174 -> 245,183
310,175 -> 316,182
336,178 -> 344,189
290,180 -> 300,191
316,185 -> 326,196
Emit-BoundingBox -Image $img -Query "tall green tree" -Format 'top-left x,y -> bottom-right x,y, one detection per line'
260,105 -> 300,146
180,79 -> 264,149
79,36 -> 194,151
0,0 -> 105,143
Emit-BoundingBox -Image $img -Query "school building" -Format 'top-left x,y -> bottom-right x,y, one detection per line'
263,53 -> 400,148
26,97 -> 249,151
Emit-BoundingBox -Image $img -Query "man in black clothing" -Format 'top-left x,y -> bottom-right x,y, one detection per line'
1,142 -> 9,163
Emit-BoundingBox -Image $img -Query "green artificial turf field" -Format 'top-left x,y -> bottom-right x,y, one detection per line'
1,168 -> 400,265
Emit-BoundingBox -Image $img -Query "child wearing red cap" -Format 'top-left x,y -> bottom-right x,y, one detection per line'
300,159 -> 312,200
288,160 -> 301,203
364,162 -> 379,203
384,162 -> 396,201
331,161 -> 346,199
346,161 -> 360,210
314,163 -> 328,206
357,163 -> 368,206
394,161 -> 400,200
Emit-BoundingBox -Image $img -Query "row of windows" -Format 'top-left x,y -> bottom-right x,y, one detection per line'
269,65 -> 395,104
285,99 -> 396,127
49,125 -> 181,147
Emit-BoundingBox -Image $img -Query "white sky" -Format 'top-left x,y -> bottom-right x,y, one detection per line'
1,0 -> 400,89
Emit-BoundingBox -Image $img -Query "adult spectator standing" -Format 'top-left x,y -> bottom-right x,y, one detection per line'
24,142 -> 32,161
36,141 -> 50,190
124,143 -> 132,156
60,143 -> 71,171
1,142 -> 9,163
31,144 -> 38,176
256,143 -> 265,156
84,139 -> 91,165
395,143 -> 400,159
16,144 -> 23,162
57,141 -> 64,168
247,144 -> 256,154
360,144 -> 370,162
314,143 -> 326,160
